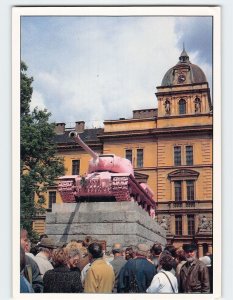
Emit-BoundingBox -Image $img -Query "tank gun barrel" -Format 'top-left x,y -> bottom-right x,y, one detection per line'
69,131 -> 99,160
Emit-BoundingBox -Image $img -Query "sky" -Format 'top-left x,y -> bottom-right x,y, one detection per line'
21,15 -> 212,128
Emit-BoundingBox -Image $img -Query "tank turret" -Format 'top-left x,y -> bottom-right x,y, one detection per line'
69,131 -> 134,175
58,131 -> 156,218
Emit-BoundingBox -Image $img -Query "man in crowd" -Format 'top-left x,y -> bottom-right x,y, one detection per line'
199,255 -> 213,293
34,237 -> 55,277
110,243 -> 127,292
150,243 -> 162,270
117,243 -> 156,293
20,228 -> 43,292
84,242 -> 115,293
179,243 -> 210,293
125,246 -> 136,260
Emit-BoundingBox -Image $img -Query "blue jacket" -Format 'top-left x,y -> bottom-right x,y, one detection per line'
117,257 -> 156,293
20,274 -> 34,293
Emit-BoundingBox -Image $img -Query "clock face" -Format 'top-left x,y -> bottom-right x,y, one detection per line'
178,74 -> 186,83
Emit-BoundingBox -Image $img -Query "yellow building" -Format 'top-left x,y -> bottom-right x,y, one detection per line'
34,49 -> 213,256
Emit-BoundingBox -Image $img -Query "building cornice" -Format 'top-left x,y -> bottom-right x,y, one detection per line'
104,117 -> 156,124
155,87 -> 210,97
157,112 -> 212,120
98,124 -> 212,140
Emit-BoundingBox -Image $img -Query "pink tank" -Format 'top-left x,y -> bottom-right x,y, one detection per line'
58,131 -> 156,218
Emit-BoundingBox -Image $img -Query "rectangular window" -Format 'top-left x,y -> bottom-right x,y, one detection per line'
175,215 -> 182,235
175,181 -> 182,201
187,180 -> 195,201
137,149 -> 143,168
72,160 -> 80,175
174,146 -> 181,166
48,191 -> 56,210
125,149 -> 132,163
179,99 -> 186,114
186,145 -> 193,165
188,214 -> 195,235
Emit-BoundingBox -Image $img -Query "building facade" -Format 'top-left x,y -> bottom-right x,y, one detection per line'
34,49 -> 213,256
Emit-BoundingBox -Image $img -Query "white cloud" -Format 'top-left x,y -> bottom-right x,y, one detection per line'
22,16 -> 212,127
30,89 -> 46,111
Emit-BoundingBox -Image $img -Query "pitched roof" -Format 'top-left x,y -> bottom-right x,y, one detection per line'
53,128 -> 104,144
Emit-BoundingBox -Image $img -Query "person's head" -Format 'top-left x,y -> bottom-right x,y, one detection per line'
112,243 -> 124,257
150,243 -> 162,257
52,247 -> 68,267
66,240 -> 83,251
125,246 -> 136,260
83,236 -> 93,248
164,245 -> 177,258
175,248 -> 186,263
75,246 -> 89,271
136,243 -> 150,258
38,237 -> 56,258
66,248 -> 81,270
87,242 -> 103,260
159,254 -> 175,271
24,239 -> 31,253
183,244 -> 197,263
20,228 -> 29,252
199,256 -> 211,267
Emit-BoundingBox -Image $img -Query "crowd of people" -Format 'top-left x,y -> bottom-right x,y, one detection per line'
20,228 -> 213,294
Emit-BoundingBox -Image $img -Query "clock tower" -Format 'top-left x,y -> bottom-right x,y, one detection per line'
154,48 -> 213,253
156,47 -> 212,118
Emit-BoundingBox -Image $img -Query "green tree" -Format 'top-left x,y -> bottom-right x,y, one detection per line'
20,61 -> 64,238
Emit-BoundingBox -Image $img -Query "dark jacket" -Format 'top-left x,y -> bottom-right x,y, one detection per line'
117,257 -> 156,293
24,255 -> 43,293
43,266 -> 83,293
179,259 -> 210,293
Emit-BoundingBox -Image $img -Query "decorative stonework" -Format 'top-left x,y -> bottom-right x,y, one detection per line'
164,99 -> 171,115
159,215 -> 169,232
194,97 -> 201,113
168,169 -> 200,180
197,215 -> 212,233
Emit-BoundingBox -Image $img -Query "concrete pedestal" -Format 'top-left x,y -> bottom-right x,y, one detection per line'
45,202 -> 166,251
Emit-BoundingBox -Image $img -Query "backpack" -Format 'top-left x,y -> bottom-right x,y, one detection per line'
128,272 -> 140,293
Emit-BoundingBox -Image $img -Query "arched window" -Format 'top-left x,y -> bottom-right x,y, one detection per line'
179,99 -> 186,114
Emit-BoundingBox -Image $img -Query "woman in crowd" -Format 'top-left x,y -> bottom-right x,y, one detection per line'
43,247 -> 83,293
146,254 -> 178,293
66,248 -> 82,272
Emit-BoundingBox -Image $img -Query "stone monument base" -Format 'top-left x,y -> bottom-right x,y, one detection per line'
45,202 -> 166,251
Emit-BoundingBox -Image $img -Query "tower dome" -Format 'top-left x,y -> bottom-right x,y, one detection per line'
161,48 -> 207,86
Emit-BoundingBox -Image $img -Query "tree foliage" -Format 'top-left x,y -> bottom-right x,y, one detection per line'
20,62 -> 64,236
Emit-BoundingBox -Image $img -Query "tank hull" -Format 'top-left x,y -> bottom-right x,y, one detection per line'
58,172 -> 156,218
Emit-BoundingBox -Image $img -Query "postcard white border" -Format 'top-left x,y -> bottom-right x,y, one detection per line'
12,5 -> 221,300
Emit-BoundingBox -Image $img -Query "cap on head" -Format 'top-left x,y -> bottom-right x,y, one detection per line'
39,237 -> 56,249
183,243 -> 197,252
